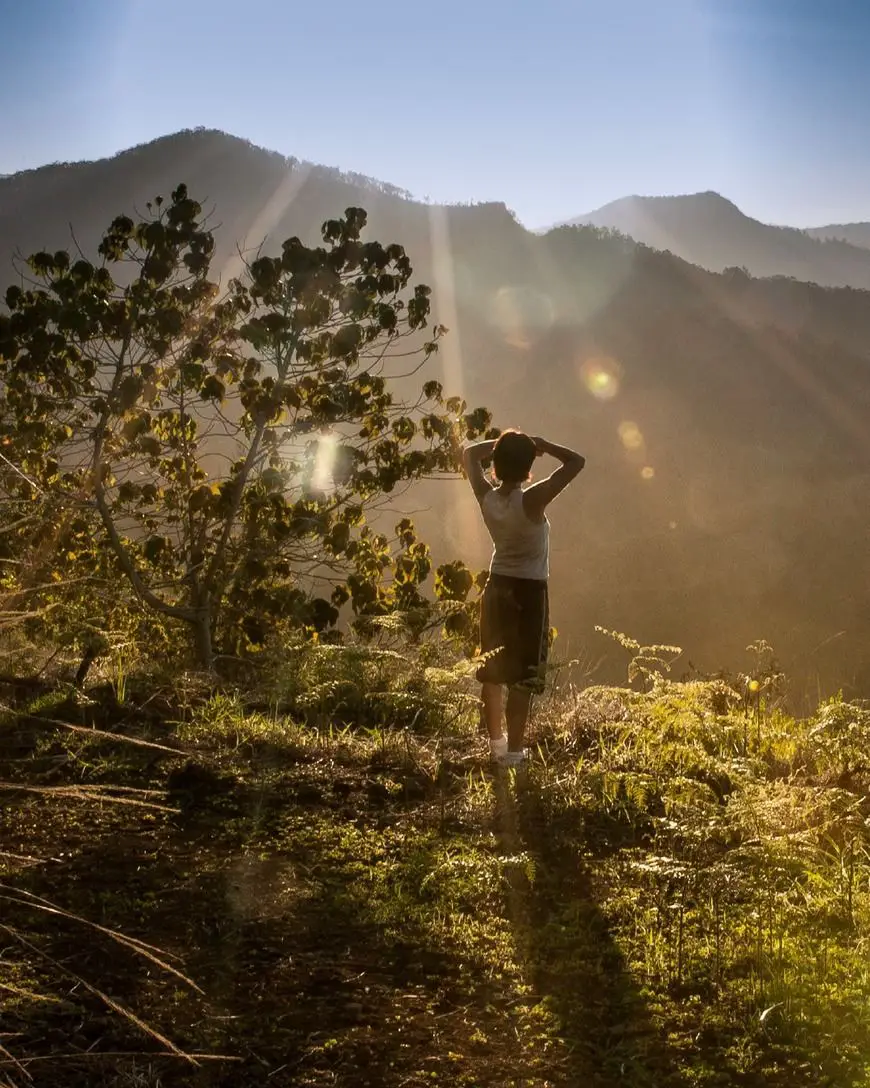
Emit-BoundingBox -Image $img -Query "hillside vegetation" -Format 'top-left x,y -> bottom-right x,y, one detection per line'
4,638 -> 870,1086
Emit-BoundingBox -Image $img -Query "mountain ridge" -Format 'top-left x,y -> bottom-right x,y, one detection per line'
550,190 -> 870,287
804,221 -> 870,248
6,130 -> 870,277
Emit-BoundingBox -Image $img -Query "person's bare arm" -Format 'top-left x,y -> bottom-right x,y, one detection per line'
462,439 -> 497,501
523,437 -> 585,518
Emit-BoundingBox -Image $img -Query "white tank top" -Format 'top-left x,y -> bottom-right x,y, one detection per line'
480,488 -> 549,581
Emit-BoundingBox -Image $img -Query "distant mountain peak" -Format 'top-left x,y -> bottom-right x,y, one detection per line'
567,190 -> 745,226
611,190 -> 735,206
543,189 -> 870,285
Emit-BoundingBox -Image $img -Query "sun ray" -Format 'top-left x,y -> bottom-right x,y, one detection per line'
702,271 -> 870,459
428,203 -> 487,559
428,204 -> 465,403
217,162 -> 313,287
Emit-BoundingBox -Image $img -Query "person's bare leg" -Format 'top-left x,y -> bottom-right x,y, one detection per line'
481,682 -> 504,740
506,685 -> 533,752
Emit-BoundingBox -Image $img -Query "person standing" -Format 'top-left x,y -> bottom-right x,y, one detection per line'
462,430 -> 585,765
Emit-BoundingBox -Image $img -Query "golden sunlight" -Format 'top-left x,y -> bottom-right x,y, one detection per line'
218,164 -> 313,286
427,204 -> 489,559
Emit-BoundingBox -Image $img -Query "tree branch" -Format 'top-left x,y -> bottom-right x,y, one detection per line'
93,482 -> 194,622
90,331 -> 195,623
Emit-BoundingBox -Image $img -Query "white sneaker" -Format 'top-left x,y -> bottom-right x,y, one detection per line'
489,735 -> 508,760
497,749 -> 526,767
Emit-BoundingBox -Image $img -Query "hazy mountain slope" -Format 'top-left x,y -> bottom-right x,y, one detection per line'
805,221 -> 870,249
0,129 -> 523,288
3,131 -> 870,695
558,192 -> 870,288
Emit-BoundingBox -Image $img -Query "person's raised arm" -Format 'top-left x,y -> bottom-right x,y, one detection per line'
523,437 -> 585,519
462,439 -> 497,501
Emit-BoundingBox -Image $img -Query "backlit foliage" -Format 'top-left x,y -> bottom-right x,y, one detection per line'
0,188 -> 492,669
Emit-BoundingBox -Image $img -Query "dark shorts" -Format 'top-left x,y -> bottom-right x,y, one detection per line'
476,573 -> 550,692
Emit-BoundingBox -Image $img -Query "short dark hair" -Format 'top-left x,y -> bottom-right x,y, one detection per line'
492,430 -> 536,484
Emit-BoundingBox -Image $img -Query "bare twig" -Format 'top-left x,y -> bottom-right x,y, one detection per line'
0,784 -> 177,813
0,980 -> 57,1004
0,1042 -> 31,1083
0,1051 -> 241,1068
11,714 -> 183,755
0,924 -> 198,1064
0,887 -> 201,992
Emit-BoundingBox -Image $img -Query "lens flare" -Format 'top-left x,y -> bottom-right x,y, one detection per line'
488,285 -> 555,350
618,421 -> 644,451
313,432 -> 338,491
578,356 -> 621,400
641,466 -> 655,480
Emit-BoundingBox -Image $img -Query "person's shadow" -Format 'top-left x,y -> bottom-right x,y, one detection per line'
489,766 -> 690,1088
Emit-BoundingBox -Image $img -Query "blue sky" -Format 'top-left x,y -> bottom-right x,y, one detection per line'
1,0 -> 869,228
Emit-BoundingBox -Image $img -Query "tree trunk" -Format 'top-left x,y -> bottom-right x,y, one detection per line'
74,645 -> 99,689
191,607 -> 215,673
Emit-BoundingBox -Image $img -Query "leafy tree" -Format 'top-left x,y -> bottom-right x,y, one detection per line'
0,187 -> 492,671
0,435 -> 149,682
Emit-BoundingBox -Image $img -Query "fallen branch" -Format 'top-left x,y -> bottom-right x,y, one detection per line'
10,712 -> 183,756
0,1051 -> 241,1067
0,1043 -> 31,1084
0,925 -> 198,1064
0,852 -> 59,866
0,783 -> 177,813
0,981 -> 57,1004
0,886 -> 201,992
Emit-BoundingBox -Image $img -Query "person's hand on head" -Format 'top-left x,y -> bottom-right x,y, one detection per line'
532,436 -> 546,457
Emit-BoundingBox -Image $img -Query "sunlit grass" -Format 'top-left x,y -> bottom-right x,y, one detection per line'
6,644 -> 870,1084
